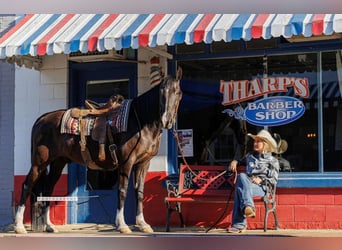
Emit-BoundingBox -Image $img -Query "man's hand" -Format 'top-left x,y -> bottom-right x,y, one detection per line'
229,160 -> 238,172
251,176 -> 263,185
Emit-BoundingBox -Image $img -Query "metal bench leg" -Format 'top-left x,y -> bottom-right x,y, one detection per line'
273,209 -> 279,230
165,201 -> 185,231
263,200 -> 278,232
166,204 -> 172,232
175,202 -> 185,228
264,206 -> 269,232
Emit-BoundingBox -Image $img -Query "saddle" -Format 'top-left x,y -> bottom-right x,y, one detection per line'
70,94 -> 124,170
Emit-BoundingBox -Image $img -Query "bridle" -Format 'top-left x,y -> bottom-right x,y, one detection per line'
160,77 -> 182,129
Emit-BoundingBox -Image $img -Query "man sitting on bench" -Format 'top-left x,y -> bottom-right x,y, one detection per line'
227,129 -> 280,233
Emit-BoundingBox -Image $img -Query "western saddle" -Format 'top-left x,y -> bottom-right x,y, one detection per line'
70,94 -> 124,170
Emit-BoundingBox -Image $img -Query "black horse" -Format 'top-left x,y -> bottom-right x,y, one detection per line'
14,69 -> 182,234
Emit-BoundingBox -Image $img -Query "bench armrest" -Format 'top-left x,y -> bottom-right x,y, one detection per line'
165,179 -> 180,197
262,179 -> 277,203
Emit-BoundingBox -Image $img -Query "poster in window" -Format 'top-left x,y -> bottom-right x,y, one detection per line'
177,129 -> 193,157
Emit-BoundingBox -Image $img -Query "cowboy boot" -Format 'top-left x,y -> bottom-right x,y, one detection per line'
99,143 -> 106,161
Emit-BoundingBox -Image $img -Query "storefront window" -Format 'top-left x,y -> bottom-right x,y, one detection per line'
322,51 -> 342,172
266,53 -> 319,172
178,50 -> 342,173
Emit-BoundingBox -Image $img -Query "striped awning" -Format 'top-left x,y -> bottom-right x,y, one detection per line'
0,14 -> 342,59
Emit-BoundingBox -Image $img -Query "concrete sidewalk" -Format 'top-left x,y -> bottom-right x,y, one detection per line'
1,223 -> 342,237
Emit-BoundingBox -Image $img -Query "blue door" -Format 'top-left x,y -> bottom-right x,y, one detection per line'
67,61 -> 137,224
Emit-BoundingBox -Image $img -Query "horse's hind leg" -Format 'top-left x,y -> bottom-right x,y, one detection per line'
14,165 -> 42,234
42,158 -> 67,233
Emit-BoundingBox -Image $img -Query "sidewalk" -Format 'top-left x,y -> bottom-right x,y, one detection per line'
1,223 -> 342,237
1,224 -> 342,250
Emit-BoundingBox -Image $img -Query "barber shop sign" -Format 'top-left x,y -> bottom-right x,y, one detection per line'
220,77 -> 309,126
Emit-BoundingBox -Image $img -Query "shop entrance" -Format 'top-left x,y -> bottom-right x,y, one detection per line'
67,61 -> 137,224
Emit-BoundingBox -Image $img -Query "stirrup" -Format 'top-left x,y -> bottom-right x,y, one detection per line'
108,144 -> 118,166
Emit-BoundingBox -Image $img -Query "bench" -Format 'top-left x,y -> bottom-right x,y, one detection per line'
164,164 -> 279,232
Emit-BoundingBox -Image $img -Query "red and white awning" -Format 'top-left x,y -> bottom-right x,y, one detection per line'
0,14 -> 341,58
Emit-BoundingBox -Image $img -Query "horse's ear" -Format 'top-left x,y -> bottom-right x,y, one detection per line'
176,66 -> 182,81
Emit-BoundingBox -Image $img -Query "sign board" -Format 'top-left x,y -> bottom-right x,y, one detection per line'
177,129 -> 194,157
220,77 -> 310,127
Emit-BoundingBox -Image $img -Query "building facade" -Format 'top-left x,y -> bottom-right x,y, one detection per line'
0,14 -> 342,229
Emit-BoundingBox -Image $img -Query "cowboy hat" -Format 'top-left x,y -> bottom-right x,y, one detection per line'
247,129 -> 277,153
273,133 -> 288,154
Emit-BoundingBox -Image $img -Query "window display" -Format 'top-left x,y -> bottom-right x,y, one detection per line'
177,51 -> 342,172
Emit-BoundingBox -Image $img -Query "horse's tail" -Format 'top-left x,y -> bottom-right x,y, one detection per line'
30,169 -> 48,203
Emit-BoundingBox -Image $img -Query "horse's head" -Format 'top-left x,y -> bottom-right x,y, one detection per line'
159,69 -> 182,129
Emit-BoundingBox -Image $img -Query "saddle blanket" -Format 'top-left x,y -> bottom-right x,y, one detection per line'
60,109 -> 95,135
109,99 -> 131,133
60,99 -> 132,135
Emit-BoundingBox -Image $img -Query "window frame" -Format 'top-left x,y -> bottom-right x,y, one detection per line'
170,39 -> 342,188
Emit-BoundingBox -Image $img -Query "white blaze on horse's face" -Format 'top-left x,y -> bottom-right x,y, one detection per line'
160,78 -> 182,129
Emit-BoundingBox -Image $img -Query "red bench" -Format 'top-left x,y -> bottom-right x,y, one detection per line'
164,164 -> 279,232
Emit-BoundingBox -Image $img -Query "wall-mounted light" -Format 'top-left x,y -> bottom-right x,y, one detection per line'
307,133 -> 317,138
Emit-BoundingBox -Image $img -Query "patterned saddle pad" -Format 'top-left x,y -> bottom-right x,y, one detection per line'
60,109 -> 95,135
60,99 -> 132,135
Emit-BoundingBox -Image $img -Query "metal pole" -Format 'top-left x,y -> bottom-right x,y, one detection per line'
263,55 -> 268,131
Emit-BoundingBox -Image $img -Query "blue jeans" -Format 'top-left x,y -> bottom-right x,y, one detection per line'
231,173 -> 266,229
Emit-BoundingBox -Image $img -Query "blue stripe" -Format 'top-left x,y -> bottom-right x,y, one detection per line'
69,14 -> 103,52
231,14 -> 252,40
174,14 -> 199,44
290,14 -> 306,35
303,15 -> 314,37
263,15 -> 276,39
121,14 -> 149,49
20,14 -> 61,55
325,14 -> 334,35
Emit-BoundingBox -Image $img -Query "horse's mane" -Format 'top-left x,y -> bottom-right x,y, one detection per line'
131,80 -> 161,126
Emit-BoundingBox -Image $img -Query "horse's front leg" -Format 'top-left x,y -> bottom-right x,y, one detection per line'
135,163 -> 153,233
115,166 -> 132,233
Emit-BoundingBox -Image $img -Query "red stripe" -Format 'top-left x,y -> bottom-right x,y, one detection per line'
37,14 -> 75,56
88,14 -> 120,52
312,14 -> 325,35
138,14 -> 165,47
193,14 -> 216,43
251,14 -> 270,38
0,14 -> 35,44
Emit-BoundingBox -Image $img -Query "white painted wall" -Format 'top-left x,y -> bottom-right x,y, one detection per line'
14,54 -> 68,175
14,49 -> 169,175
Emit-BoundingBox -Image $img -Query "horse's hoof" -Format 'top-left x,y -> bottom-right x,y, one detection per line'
118,226 -> 132,234
14,227 -> 27,234
45,225 -> 58,233
139,225 -> 154,233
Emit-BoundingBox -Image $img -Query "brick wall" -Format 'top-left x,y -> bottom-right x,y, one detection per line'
164,186 -> 342,230
0,14 -> 15,227
276,188 -> 342,229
